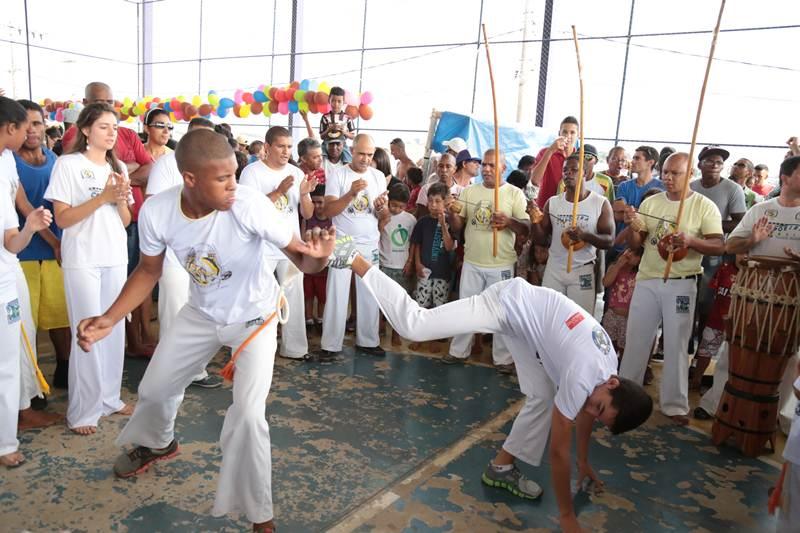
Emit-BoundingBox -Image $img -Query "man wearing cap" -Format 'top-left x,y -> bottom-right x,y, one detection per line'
452,150 -> 481,191
323,134 -> 346,182
443,137 -> 467,158
689,145 -> 746,351
531,116 -> 578,209
235,135 -> 249,153
556,144 -> 614,204
619,152 -> 724,425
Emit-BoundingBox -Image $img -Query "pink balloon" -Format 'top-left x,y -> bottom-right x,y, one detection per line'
317,102 -> 330,114
278,101 -> 289,115
55,108 -> 64,122
344,91 -> 358,107
360,91 -> 373,105
234,89 -> 244,104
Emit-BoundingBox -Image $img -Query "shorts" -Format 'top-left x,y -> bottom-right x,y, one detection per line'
414,277 -> 449,309
601,309 -> 628,349
126,222 -> 139,276
696,326 -> 724,359
303,271 -> 328,304
20,259 -> 69,330
380,266 -> 413,294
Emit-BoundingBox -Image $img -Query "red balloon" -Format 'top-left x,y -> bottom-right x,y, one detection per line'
184,105 -> 198,118
314,92 -> 328,105
308,102 -> 318,114
290,80 -> 300,89
242,92 -> 254,104
345,105 -> 359,119
251,102 -> 263,114
286,88 -> 296,101
304,91 -> 315,103
269,87 -> 278,99
152,97 -> 161,103
275,89 -> 286,102
359,104 -> 373,120
233,104 -> 242,118
171,98 -> 180,110
268,100 -> 279,114
317,102 -> 330,114
198,103 -> 213,116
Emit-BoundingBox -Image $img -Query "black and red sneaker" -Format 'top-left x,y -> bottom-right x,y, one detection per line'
113,440 -> 179,478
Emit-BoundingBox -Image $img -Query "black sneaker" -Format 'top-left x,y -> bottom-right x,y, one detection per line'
305,350 -> 339,362
693,407 -> 713,421
30,396 -> 48,411
441,354 -> 467,365
114,440 -> 179,478
190,375 -> 223,388
356,345 -> 386,357
481,463 -> 542,499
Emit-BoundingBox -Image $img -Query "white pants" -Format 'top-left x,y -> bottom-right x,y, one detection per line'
620,277 -> 696,417
542,261 -> 596,315
63,266 -> 127,428
16,264 -> 40,409
700,342 -> 799,435
158,265 -> 207,382
266,258 -> 307,358
0,295 -> 21,456
116,303 -> 277,524
361,268 -> 557,466
778,462 -> 800,533
321,243 -> 380,352
449,261 -> 514,365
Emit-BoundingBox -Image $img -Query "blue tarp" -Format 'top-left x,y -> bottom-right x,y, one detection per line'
431,111 -> 555,180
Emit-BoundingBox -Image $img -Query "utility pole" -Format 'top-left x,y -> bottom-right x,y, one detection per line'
3,23 -> 44,98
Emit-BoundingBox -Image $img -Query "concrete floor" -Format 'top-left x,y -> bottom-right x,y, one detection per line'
0,325 -> 784,532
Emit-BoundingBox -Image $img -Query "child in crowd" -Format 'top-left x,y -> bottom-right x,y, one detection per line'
302,185 -> 332,327
690,256 -> 737,391
409,182 -> 455,352
529,245 -> 548,286
405,167 -> 423,212
319,86 -> 354,163
379,183 -> 416,345
601,247 -> 642,361
508,170 -> 535,284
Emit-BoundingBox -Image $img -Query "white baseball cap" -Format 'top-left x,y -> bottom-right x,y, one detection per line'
443,137 -> 467,153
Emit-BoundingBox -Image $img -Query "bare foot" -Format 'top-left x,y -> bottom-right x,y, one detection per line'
18,408 -> 63,430
670,415 -> 690,426
0,451 -> 25,467
114,404 -> 135,416
253,519 -> 275,532
70,425 -> 97,435
391,332 -> 402,346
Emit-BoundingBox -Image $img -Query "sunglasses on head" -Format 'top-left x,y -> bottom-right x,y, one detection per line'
148,122 -> 173,130
733,162 -> 747,167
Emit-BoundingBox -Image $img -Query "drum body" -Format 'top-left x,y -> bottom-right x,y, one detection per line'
712,257 -> 800,456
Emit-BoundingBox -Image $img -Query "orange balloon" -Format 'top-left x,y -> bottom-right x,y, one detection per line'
358,104 -> 373,120
198,103 -> 213,116
314,92 -> 328,105
251,102 -> 263,114
268,100 -> 279,114
345,105 -> 359,119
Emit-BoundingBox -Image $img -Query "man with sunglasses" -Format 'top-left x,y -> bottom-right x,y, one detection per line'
729,158 -> 762,209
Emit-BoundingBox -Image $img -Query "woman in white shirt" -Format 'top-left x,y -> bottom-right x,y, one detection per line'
45,103 -> 134,435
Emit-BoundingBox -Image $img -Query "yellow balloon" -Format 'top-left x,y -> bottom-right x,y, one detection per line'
191,95 -> 202,107
169,112 -> 177,122
240,104 -> 251,118
208,94 -> 220,106
177,95 -> 186,102
123,97 -> 132,107
262,106 -> 272,117
126,116 -> 135,123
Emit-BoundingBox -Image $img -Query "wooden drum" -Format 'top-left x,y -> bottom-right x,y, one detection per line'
712,256 -> 800,456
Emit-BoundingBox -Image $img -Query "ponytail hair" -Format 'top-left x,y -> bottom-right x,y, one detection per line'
68,102 -> 123,174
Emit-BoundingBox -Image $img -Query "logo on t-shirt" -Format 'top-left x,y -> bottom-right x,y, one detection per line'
89,186 -> 104,198
5,299 -> 20,325
184,245 -> 233,287
651,218 -> 677,247
274,193 -> 294,214
592,326 -> 611,354
391,225 -> 409,248
348,191 -> 371,215
565,312 -> 584,330
81,168 -> 95,180
472,200 -> 492,229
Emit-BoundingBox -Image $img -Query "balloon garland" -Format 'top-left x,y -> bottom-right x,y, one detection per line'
38,79 -> 375,124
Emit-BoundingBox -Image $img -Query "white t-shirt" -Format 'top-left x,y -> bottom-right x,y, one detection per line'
0,149 -> 20,274
325,165 -> 387,245
546,191 -> 608,266
44,152 -> 131,269
416,180 -> 466,207
145,151 -> 183,268
498,278 -> 617,420
324,159 -> 344,182
729,198 -> 800,258
239,160 -> 306,261
379,211 -> 416,268
140,185 -> 293,324
784,376 -> 800,464
0,190 -> 18,301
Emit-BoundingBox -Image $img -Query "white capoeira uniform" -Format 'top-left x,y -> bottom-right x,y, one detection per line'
543,190 -> 608,314
362,269 -> 617,465
44,153 -> 131,429
698,198 -> 800,430
240,160 -> 308,358
117,185 -> 293,523
146,151 -> 208,381
321,165 -> 386,352
0,187 -> 22,457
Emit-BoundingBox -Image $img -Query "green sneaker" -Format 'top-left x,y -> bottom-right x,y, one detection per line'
481,463 -> 542,499
328,235 -> 358,269
114,440 -> 179,478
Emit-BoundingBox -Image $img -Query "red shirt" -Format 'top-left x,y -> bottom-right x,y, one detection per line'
534,147 -> 566,208
299,163 -> 326,186
751,182 -> 774,197
706,262 -> 738,331
62,125 -> 153,221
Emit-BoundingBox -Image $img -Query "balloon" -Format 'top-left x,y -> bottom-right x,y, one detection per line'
254,90 -> 268,103
208,93 -> 220,107
242,92 -> 254,104
269,87 -> 278,100
288,100 -> 299,113
170,98 -> 180,110
177,95 -> 186,102
234,89 -> 244,104
318,102 -> 330,114
294,90 -> 305,102
345,105 -> 359,119
217,106 -> 229,118
262,106 -> 272,117
185,105 -> 198,118
344,91 -> 359,107
308,102 -> 318,114
278,101 -> 289,115
286,88 -> 297,102
298,101 -> 309,113
360,91 -> 373,105
359,104 -> 373,120
275,89 -> 286,102
191,95 -> 202,107
290,80 -> 300,89
126,116 -> 135,123
240,104 -> 251,118
169,112 -> 177,122
55,109 -> 64,122
198,103 -> 213,116
304,90 -> 315,103
300,79 -> 310,90
268,100 -> 279,114
314,92 -> 328,105
233,104 -> 242,118
317,82 -> 330,94
251,102 -> 263,114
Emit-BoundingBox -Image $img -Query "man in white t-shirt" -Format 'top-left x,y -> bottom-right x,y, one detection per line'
323,136 -> 345,181
318,134 -> 389,359
328,246 -> 652,533
75,129 -> 335,532
240,126 -> 317,361
697,155 -> 800,433
145,117 -> 221,388
416,153 -> 456,218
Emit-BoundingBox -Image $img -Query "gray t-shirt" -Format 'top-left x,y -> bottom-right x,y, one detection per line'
729,198 -> 800,258
690,177 -> 746,224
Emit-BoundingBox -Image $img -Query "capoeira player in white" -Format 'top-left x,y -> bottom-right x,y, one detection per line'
329,228 -> 653,533
76,129 -> 335,533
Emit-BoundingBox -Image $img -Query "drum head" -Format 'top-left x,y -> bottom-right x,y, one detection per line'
746,255 -> 800,271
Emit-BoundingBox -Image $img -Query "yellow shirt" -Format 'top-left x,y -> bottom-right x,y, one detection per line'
637,192 -> 722,280
459,183 -> 528,268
